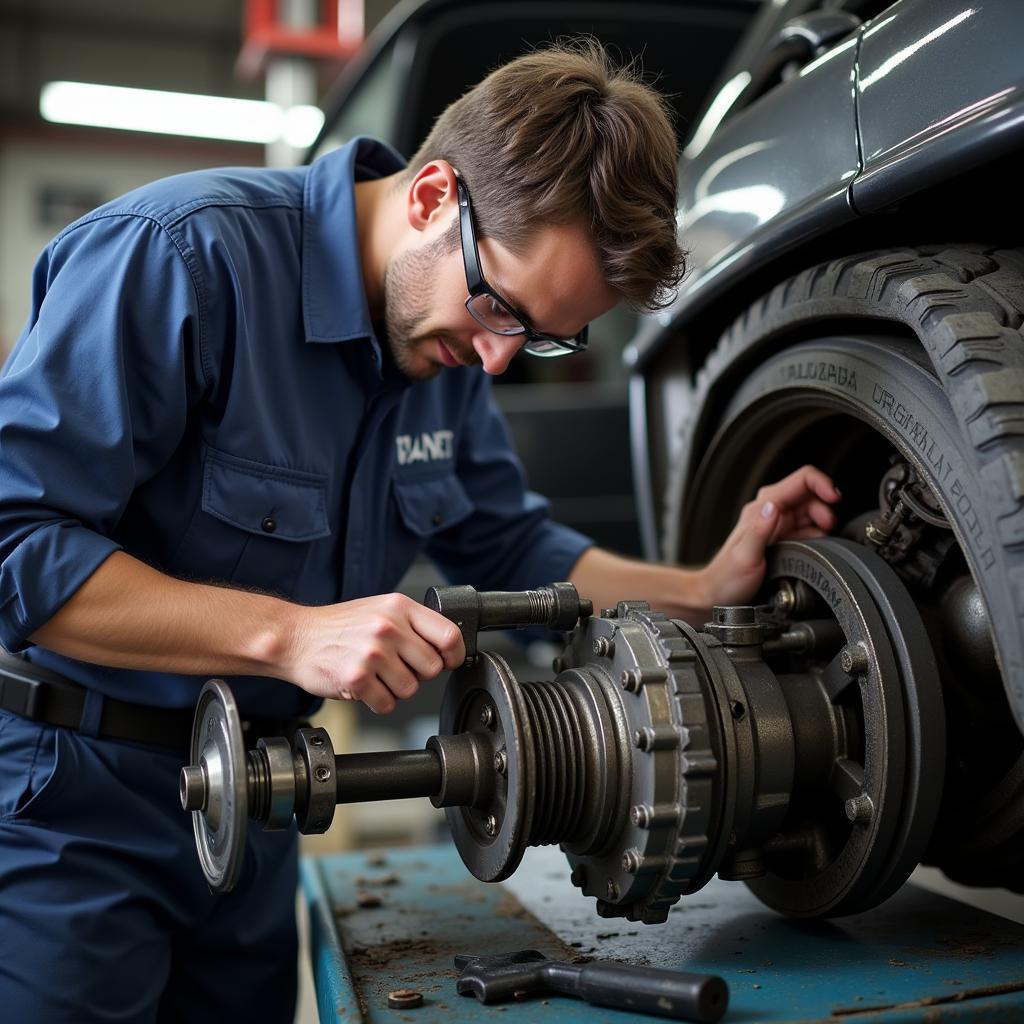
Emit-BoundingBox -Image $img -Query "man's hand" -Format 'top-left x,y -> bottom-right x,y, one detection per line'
281,593 -> 466,714
700,465 -> 841,608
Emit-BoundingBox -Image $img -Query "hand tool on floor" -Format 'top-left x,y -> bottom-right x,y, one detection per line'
454,949 -> 728,1022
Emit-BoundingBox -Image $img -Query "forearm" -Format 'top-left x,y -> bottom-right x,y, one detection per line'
29,550 -> 296,677
568,547 -> 712,628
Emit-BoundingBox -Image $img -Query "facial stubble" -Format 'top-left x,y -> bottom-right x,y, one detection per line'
382,230 -> 478,380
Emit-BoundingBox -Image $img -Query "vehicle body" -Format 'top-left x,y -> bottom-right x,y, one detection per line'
635,0 -> 1024,889
313,0 -> 1024,897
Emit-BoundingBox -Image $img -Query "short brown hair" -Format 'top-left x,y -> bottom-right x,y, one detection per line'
406,39 -> 686,311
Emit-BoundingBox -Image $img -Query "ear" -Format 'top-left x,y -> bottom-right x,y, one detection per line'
405,160 -> 458,233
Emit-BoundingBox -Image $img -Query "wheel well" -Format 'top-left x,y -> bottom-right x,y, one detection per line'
668,146 -> 1024,378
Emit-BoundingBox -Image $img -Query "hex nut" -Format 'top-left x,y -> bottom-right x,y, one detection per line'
387,989 -> 423,1009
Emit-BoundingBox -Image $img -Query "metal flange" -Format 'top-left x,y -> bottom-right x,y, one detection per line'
750,539 -> 911,916
439,651 -> 527,882
181,679 -> 248,892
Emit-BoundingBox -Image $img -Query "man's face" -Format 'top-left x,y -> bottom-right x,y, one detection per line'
382,212 -> 618,381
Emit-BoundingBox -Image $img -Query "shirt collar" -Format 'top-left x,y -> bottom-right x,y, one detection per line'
301,136 -> 406,345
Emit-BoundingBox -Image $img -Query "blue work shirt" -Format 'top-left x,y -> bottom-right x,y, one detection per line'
0,137 -> 593,717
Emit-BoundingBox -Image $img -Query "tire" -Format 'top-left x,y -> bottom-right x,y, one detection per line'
663,246 -> 1024,732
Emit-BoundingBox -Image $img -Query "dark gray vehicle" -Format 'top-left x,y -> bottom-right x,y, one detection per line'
632,0 -> 1024,891
301,0 -> 1024,916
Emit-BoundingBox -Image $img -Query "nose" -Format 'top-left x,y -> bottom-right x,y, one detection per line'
471,330 -> 522,376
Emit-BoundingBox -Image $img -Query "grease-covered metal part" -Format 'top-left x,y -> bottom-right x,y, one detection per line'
183,554 -> 945,916
424,582 -> 593,660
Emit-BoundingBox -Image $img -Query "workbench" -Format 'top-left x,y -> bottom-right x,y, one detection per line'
302,845 -> 1024,1022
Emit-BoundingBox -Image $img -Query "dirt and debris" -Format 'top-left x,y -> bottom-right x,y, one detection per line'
830,979 -> 1024,1017
888,959 -> 913,968
366,854 -> 389,868
355,873 -> 400,887
348,938 -> 439,972
356,892 -> 382,909
596,932 -> 620,940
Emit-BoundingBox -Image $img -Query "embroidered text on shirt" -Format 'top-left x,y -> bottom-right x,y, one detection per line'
395,430 -> 454,465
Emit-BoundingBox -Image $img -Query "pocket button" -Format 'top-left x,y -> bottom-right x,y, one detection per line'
261,516 -> 277,534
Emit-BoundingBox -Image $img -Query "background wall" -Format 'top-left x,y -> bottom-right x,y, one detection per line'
0,0 -> 397,353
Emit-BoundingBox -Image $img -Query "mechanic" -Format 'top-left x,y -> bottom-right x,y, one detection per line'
0,41 -> 839,1023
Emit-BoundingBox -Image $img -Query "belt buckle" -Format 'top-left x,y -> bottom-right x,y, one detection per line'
0,674 -> 43,719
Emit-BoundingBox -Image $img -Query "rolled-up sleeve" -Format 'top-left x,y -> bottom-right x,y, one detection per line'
426,373 -> 594,591
0,213 -> 205,650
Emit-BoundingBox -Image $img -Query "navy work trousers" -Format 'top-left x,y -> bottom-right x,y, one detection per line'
0,708 -> 299,1023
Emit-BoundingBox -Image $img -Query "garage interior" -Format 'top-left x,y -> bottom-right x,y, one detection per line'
2,1 -> 1024,1022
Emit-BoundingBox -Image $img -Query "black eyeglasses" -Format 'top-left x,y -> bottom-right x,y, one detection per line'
455,174 -> 589,358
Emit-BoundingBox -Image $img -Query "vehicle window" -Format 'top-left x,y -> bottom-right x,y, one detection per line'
314,39 -> 398,157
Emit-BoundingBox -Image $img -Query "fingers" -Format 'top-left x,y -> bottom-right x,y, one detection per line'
295,593 -> 466,714
350,676 -> 398,715
406,600 -> 466,669
756,465 -> 841,511
364,595 -> 462,706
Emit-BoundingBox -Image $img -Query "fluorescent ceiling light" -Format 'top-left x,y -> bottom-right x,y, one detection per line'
39,82 -> 325,147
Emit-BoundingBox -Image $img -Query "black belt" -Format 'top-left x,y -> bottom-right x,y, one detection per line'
0,652 -> 304,754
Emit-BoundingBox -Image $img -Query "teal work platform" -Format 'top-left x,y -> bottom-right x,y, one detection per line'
303,845 -> 1024,1023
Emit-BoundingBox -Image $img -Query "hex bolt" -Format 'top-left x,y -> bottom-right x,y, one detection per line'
840,641 -> 870,677
484,814 -> 499,836
774,581 -> 797,614
493,749 -> 507,775
552,656 -> 566,673
593,635 -> 614,657
631,804 -> 649,828
606,879 -> 620,901
479,704 -> 496,728
601,607 -> 618,618
621,669 -> 642,693
622,849 -> 642,874
634,726 -> 678,752
314,766 -> 331,783
845,793 -> 874,823
865,521 -> 887,545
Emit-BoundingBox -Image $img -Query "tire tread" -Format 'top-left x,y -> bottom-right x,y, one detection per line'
663,245 -> 1024,713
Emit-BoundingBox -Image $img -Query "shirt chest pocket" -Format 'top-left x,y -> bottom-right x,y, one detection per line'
382,473 -> 474,589
173,448 -> 331,597
392,473 -> 474,536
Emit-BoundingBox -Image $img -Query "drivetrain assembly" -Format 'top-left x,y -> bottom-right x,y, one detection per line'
181,537 -> 946,921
